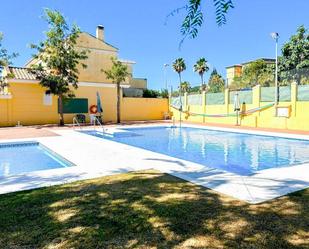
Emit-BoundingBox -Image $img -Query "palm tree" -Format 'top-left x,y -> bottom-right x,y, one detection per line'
104,57 -> 130,123
193,57 -> 209,91
172,57 -> 186,97
180,81 -> 190,93
172,58 -> 186,124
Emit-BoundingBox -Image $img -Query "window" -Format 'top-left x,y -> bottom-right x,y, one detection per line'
43,91 -> 52,106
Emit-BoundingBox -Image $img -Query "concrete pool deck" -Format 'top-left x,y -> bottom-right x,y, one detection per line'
0,123 -> 308,204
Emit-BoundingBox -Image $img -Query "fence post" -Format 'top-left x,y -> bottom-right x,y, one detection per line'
252,85 -> 261,115
291,82 -> 297,117
224,88 -> 229,115
202,91 -> 206,123
251,85 -> 261,127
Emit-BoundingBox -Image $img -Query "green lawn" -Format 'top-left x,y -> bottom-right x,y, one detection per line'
0,170 -> 308,249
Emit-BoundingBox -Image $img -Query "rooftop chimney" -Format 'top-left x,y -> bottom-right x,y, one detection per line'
96,25 -> 104,41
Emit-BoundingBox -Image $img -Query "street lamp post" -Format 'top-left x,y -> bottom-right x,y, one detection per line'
163,63 -> 169,91
271,32 -> 279,114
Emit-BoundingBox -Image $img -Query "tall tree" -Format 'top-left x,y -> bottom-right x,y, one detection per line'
172,58 -> 186,99
172,58 -> 186,123
279,25 -> 309,84
0,33 -> 18,92
207,68 -> 225,93
31,9 -> 88,126
193,57 -> 209,91
104,57 -> 130,123
231,60 -> 274,89
180,81 -> 191,93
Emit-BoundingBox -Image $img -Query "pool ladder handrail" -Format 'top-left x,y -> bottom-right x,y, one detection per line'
72,117 -> 82,130
93,116 -> 105,134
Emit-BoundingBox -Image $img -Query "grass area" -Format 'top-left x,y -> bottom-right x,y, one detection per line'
0,170 -> 308,249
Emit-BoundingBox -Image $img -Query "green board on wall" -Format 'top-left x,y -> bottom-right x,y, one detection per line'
58,98 -> 88,114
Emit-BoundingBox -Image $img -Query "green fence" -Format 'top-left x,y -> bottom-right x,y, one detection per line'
170,85 -> 305,109
206,92 -> 225,105
187,94 -> 203,105
171,96 -> 184,108
229,90 -> 253,104
297,85 -> 309,101
261,87 -> 274,102
279,86 -> 291,101
261,86 -> 291,102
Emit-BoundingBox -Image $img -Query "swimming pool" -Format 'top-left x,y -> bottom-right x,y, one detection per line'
0,141 -> 73,177
81,126 -> 309,175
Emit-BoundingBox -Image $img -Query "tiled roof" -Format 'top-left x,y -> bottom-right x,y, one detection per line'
9,67 -> 37,80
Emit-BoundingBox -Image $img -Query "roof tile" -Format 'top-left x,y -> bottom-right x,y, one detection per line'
9,67 -> 37,80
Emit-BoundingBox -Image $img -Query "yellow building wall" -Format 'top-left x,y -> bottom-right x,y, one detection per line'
76,32 -> 135,85
3,82 -> 118,126
170,83 -> 309,132
9,83 -> 59,126
0,98 -> 11,126
121,98 -> 169,121
26,32 -> 135,86
77,50 -> 116,83
0,81 -> 169,126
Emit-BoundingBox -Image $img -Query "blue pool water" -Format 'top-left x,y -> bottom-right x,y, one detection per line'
82,126 -> 309,175
0,142 -> 73,177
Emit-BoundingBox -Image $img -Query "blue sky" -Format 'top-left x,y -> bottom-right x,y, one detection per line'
0,0 -> 308,90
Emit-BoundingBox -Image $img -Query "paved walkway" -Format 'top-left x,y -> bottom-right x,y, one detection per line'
0,127 -> 59,139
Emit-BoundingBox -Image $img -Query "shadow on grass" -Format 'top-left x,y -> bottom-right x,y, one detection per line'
0,170 -> 308,249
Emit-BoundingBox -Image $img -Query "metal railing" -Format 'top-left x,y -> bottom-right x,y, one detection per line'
93,116 -> 105,133
72,117 -> 81,130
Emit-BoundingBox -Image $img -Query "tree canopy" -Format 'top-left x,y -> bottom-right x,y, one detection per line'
279,25 -> 309,84
0,33 -> 18,67
231,60 -> 274,89
172,58 -> 187,76
168,0 -> 234,45
207,69 -> 225,93
172,58 -> 187,94
193,57 -> 209,89
0,33 -> 18,91
180,81 -> 191,92
31,9 -> 88,125
104,57 -> 130,85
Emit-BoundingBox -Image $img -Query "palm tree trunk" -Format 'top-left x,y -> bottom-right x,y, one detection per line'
58,95 -> 64,126
200,74 -> 204,91
178,73 -> 183,107
116,82 -> 121,123
178,73 -> 182,126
